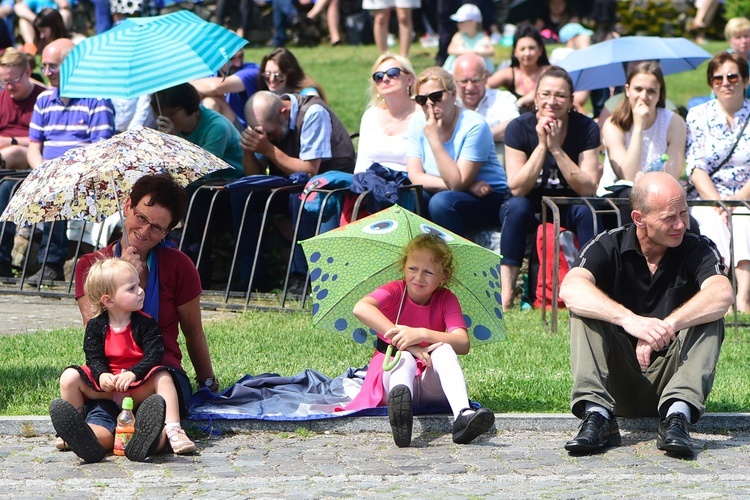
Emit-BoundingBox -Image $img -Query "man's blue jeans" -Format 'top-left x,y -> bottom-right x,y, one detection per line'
272,0 -> 297,46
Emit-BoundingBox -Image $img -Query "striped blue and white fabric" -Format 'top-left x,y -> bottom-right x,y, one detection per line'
59,10 -> 247,100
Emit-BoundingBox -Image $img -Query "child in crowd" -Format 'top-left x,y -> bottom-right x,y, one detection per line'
350,234 -> 495,447
49,258 -> 196,463
443,4 -> 495,74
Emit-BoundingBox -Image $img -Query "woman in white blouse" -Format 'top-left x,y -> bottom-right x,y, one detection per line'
688,52 -> 750,311
599,61 -> 686,222
354,53 -> 420,174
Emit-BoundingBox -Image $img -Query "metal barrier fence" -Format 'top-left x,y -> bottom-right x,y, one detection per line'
0,175 -> 422,313
540,196 -> 749,334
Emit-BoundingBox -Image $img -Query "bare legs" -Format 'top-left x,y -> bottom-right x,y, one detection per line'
373,7 -> 413,56
501,263 -> 520,312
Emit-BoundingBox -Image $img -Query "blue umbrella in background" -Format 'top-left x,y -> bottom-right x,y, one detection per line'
558,36 -> 712,91
59,10 -> 247,99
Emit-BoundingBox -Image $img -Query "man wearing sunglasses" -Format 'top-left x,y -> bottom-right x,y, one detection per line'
0,48 -> 45,170
453,53 -> 519,165
238,90 -> 355,293
0,39 -> 114,282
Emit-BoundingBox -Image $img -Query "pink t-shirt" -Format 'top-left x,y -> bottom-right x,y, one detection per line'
343,280 -> 466,411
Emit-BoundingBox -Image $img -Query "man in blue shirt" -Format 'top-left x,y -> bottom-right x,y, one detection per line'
190,49 -> 259,132
238,90 -> 354,293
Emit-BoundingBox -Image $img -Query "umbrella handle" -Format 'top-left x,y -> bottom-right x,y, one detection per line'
382,344 -> 402,372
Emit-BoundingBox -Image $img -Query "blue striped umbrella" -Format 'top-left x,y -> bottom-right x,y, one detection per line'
59,10 -> 247,99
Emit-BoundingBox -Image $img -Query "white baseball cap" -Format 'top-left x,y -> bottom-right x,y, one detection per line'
451,4 -> 482,24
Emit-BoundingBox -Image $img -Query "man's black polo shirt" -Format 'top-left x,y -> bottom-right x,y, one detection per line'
574,224 -> 725,319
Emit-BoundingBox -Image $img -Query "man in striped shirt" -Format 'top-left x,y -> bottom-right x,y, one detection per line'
0,38 -> 114,283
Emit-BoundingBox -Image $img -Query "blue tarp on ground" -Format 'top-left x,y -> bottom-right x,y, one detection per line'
188,367 -> 454,421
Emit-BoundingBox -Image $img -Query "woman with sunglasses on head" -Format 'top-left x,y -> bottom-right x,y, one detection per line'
487,25 -> 550,115
687,52 -> 750,312
406,66 -> 507,237
599,61 -> 686,223
500,66 -> 600,311
355,54 -> 419,174
258,48 -> 327,102
71,174 -> 220,460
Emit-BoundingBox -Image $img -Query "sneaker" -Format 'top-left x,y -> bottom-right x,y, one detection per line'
452,407 -> 495,444
26,264 -> 65,286
49,398 -> 105,463
387,385 -> 413,447
167,426 -> 198,454
125,394 -> 166,462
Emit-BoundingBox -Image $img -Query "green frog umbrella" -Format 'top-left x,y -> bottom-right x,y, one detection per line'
300,206 -> 506,351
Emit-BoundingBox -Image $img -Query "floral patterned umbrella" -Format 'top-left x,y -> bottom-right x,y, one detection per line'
300,206 -> 506,348
0,127 -> 233,227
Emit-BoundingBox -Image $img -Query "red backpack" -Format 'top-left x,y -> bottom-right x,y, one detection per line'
534,223 -> 579,309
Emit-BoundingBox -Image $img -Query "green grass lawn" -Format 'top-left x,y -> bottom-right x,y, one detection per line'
3,308 -> 750,416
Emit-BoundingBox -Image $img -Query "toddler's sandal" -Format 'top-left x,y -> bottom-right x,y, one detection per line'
168,427 -> 197,454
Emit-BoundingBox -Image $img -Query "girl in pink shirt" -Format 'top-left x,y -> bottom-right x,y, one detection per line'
351,233 -> 494,447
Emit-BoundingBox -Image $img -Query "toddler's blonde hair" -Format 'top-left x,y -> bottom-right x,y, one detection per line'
84,258 -> 138,317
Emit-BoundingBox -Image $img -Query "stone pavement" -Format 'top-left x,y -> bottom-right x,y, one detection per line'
3,294 -> 750,498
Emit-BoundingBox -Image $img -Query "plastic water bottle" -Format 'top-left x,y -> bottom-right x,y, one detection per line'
644,154 -> 669,173
113,397 -> 135,456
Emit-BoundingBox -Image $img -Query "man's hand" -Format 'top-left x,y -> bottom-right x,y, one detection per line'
622,314 -> 676,351
635,339 -> 653,371
241,126 -> 273,156
156,115 -> 175,134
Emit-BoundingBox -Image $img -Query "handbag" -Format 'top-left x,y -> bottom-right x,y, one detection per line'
686,115 -> 749,199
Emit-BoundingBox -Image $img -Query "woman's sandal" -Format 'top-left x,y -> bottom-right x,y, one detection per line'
167,427 -> 197,454
54,436 -> 71,451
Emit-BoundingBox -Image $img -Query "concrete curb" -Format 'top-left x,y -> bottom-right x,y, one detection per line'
5,413 -> 750,437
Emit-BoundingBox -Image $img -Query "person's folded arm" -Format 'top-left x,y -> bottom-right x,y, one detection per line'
664,274 -> 733,332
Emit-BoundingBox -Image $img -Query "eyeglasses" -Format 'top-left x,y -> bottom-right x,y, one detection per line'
712,73 -> 741,86
414,90 -> 446,106
262,71 -> 285,82
372,67 -> 405,83
536,91 -> 571,102
456,77 -> 485,86
132,209 -> 169,236
41,63 -> 59,74
0,73 -> 24,87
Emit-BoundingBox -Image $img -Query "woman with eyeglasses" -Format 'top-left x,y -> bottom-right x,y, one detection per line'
500,66 -> 600,311
599,61 -> 686,222
355,54 -> 419,174
406,66 -> 507,237
71,174 -> 220,459
258,48 -> 327,102
687,52 -> 750,312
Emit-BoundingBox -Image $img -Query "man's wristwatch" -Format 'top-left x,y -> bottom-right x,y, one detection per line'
9,137 -> 17,145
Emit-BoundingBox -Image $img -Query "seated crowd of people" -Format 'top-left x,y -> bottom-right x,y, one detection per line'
0,1 -> 744,464
0,6 -> 748,315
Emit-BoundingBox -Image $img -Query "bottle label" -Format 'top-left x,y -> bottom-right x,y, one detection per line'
114,431 -> 133,455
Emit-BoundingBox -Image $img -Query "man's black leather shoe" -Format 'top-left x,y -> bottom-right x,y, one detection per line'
657,413 -> 694,456
564,411 -> 622,453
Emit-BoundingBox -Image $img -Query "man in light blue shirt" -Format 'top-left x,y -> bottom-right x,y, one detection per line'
239,91 -> 354,293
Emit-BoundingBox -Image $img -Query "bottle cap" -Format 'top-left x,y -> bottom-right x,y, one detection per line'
122,397 -> 134,410
661,154 -> 669,161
